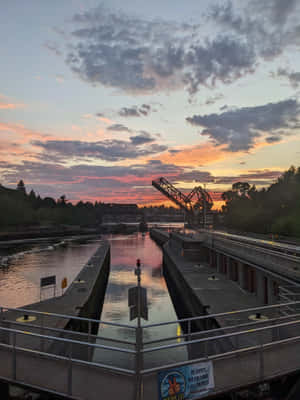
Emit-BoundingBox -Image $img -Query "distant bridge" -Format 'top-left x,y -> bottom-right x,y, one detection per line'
152,177 -> 214,226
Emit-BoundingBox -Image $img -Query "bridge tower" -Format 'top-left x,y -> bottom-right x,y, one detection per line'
152,177 -> 214,227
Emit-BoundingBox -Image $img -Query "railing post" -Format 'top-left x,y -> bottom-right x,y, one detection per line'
88,320 -> 92,361
187,320 -> 191,342
135,326 -> 143,400
271,319 -> 278,342
259,331 -> 264,380
40,314 -> 45,352
204,339 -> 208,358
68,342 -> 73,397
12,331 -> 16,380
0,307 -> 3,341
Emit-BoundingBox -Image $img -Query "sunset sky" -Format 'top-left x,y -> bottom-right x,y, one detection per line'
0,0 -> 300,207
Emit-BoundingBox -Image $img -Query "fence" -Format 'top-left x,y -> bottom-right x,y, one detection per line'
1,302 -> 300,398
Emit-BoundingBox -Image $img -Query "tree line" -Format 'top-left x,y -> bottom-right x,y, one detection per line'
0,180 -> 113,229
0,180 -> 180,230
221,166 -> 300,238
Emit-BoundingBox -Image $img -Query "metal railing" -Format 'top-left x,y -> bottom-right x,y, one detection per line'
2,302 -> 300,397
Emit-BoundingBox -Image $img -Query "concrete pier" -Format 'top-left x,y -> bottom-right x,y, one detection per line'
151,229 -> 269,328
149,228 -> 169,245
163,238 -> 264,329
1,241 -> 110,344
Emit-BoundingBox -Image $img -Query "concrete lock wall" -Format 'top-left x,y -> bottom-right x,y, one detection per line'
66,245 -> 110,333
210,236 -> 300,283
169,233 -> 209,262
0,242 -> 111,357
0,242 -> 112,398
208,248 -> 289,305
163,243 -> 218,332
149,228 -> 169,246
172,230 -> 286,306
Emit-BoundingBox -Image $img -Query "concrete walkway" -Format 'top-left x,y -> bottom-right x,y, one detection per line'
0,242 -> 110,354
163,241 -> 275,329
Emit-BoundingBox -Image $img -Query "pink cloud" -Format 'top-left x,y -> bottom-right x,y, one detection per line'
0,94 -> 24,110
0,122 -> 52,142
0,100 -> 24,110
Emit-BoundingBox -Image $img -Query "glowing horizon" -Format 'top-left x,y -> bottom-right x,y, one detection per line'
0,1 -> 299,206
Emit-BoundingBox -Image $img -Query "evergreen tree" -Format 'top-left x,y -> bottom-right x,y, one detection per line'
17,180 -> 26,194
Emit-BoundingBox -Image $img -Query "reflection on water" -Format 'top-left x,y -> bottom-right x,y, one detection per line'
0,227 -> 187,368
0,238 -> 101,308
101,232 -> 169,325
94,232 -> 187,369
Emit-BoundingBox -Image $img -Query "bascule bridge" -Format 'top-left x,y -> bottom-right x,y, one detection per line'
152,177 -> 215,227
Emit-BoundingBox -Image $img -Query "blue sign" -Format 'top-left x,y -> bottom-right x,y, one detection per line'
158,361 -> 214,400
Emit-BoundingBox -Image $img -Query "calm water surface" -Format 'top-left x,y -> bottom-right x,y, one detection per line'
0,237 -> 101,307
94,231 -> 187,368
0,228 -> 187,368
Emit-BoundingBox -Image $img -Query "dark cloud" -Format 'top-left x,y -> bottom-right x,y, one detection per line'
175,171 -> 214,183
210,0 -> 300,60
186,99 -> 300,151
32,138 -> 167,162
266,135 -> 281,143
119,107 -> 140,117
204,94 -> 224,106
129,132 -> 155,145
118,104 -> 153,117
0,158 -> 284,204
0,159 -> 182,201
219,105 -> 229,111
215,170 -> 283,185
107,124 -> 131,132
64,6 -> 258,95
95,112 -> 105,117
253,0 -> 298,26
62,1 -> 300,96
272,68 -> 300,88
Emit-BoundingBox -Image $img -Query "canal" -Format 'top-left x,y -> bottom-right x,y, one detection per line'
0,228 -> 187,369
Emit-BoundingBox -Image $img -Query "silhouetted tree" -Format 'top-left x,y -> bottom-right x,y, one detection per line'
17,180 -> 26,195
221,166 -> 300,237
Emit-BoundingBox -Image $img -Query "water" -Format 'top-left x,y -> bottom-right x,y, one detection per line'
0,228 -> 187,368
94,231 -> 187,369
0,237 -> 101,307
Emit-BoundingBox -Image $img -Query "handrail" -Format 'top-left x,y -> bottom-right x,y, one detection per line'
143,312 -> 300,345
1,306 -> 300,388
142,317 -> 300,353
0,341 -> 135,375
141,334 -> 300,375
3,301 -> 300,331
203,230 -> 300,256
4,309 -> 300,356
0,325 -> 136,354
0,306 -> 136,329
1,319 -> 136,346
212,235 -> 300,262
142,301 -> 300,328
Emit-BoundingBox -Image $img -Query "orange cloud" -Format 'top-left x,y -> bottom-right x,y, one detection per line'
0,122 -> 52,143
0,101 -> 24,109
158,137 -> 281,168
97,116 -> 113,125
158,143 -> 228,166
